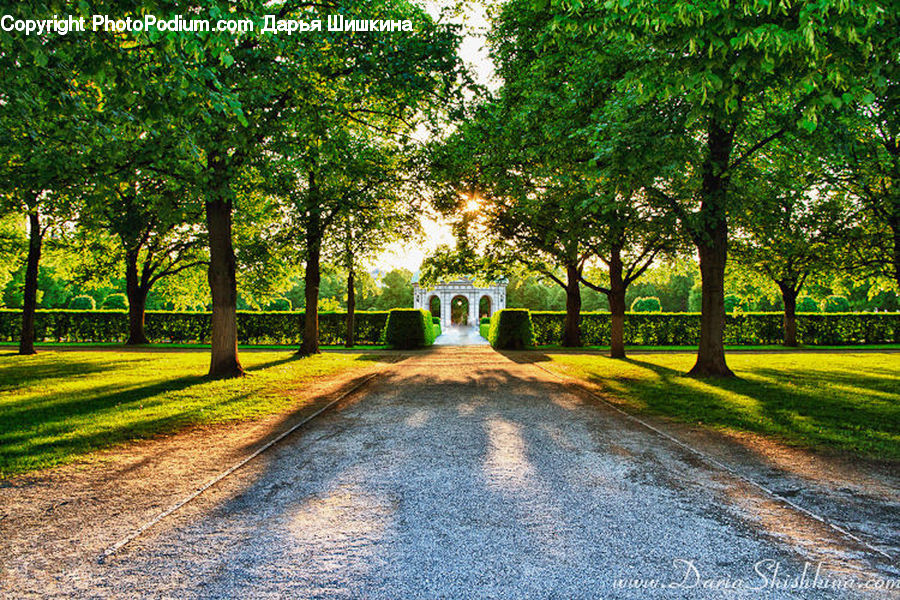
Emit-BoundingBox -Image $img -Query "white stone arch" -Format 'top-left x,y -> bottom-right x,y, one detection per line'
479,294 -> 493,319
412,274 -> 507,330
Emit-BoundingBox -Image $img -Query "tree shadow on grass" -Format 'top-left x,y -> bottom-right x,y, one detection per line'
604,356 -> 900,457
0,352 -> 385,476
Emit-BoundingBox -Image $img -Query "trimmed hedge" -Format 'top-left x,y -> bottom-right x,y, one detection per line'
69,295 -> 96,310
384,309 -> 436,349
488,309 -> 534,350
101,293 -> 128,309
3,309 -> 897,347
0,309 -> 389,346
530,311 -> 900,346
631,297 -> 662,312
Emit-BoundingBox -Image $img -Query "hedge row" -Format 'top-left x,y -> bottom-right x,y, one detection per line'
3,309 -> 898,347
0,310 -> 389,345
530,312 -> 900,346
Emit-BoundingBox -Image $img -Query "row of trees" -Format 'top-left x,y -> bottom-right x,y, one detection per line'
1,1 -> 464,376
423,0 -> 897,375
0,240 -> 419,314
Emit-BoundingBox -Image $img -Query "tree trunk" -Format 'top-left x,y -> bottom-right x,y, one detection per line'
124,250 -> 150,345
689,118 -> 736,378
778,282 -> 799,347
18,212 -> 42,356
891,213 -> 900,290
690,228 -> 734,376
300,225 -> 322,356
563,263 -> 582,347
345,266 -> 356,348
205,192 -> 244,378
608,247 -> 626,359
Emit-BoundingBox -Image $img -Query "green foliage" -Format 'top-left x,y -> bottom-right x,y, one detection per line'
530,312 -> 900,346
797,297 -> 820,312
101,293 -> 128,310
821,295 -> 851,313
488,309 -> 534,350
0,310 -> 389,346
724,294 -> 741,313
631,297 -> 662,313
384,309 -> 436,349
376,269 -> 415,310
267,298 -> 291,312
68,295 -> 95,310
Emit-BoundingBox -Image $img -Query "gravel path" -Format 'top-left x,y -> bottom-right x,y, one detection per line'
46,348 -> 898,598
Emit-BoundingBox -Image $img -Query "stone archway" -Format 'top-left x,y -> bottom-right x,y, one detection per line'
450,295 -> 470,325
429,295 -> 441,320
479,295 -> 492,319
412,276 -> 507,331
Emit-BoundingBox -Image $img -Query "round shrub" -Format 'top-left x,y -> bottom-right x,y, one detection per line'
796,296 -> 820,312
384,309 -> 435,349
630,297 -> 662,312
69,295 -> 96,310
101,293 -> 128,310
488,309 -> 533,350
268,298 -> 291,311
821,295 -> 850,313
724,294 -> 742,312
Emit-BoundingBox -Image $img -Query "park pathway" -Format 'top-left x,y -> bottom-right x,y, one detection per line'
70,348 -> 894,598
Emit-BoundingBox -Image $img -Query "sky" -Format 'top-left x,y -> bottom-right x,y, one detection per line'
371,1 -> 495,274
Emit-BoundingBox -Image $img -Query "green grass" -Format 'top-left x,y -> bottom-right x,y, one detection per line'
543,352 -> 900,460
538,344 -> 900,352
0,350 -> 383,477
0,342 -> 390,350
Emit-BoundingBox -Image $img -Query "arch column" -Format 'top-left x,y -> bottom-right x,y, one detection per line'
442,291 -> 451,329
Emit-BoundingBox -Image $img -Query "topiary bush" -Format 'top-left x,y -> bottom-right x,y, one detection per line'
724,294 -> 742,312
797,296 -> 820,312
267,298 -> 291,311
821,295 -> 850,313
101,293 -> 128,310
69,295 -> 96,310
384,309 -> 435,349
631,297 -> 662,312
488,308 -> 533,349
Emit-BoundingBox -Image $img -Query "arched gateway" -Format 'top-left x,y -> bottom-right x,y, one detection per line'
412,274 -> 507,330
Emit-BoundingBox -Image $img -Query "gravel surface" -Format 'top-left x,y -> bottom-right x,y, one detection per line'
16,348 -> 899,598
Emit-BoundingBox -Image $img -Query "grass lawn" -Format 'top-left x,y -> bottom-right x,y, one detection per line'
542,352 -> 900,460
0,350 -> 384,477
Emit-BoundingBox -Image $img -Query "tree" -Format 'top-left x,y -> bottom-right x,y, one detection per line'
731,141 -> 852,346
428,0 -> 681,350
0,9 -> 98,354
376,270 -> 415,310
82,171 -> 205,345
550,0 -> 884,376
255,7 -> 460,357
326,191 -> 418,347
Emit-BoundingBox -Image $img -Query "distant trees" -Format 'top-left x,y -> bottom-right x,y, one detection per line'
731,138 -> 853,346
